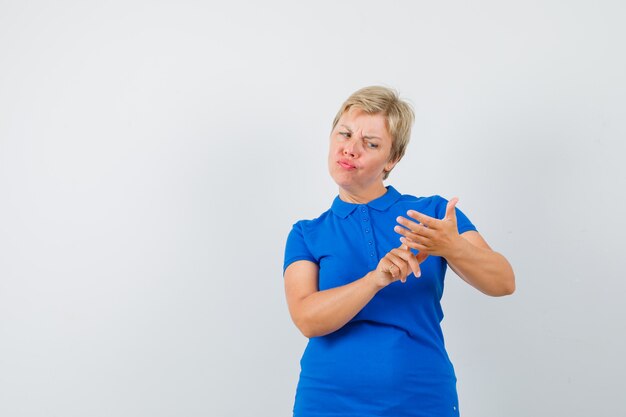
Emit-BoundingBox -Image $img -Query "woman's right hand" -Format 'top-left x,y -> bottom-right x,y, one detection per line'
368,245 -> 429,289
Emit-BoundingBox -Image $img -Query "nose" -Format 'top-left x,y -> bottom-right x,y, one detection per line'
343,137 -> 359,158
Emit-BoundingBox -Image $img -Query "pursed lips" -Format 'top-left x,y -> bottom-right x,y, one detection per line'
338,160 -> 356,170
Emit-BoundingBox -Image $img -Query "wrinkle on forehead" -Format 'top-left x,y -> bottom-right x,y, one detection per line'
338,108 -> 390,141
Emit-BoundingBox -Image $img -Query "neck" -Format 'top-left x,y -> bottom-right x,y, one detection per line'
338,183 -> 388,204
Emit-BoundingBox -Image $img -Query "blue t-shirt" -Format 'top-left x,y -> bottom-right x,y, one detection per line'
283,185 -> 477,417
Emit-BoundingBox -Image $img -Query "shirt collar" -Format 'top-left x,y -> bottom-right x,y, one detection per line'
331,185 -> 402,219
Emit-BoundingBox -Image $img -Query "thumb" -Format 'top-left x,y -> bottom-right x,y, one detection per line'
445,197 -> 459,220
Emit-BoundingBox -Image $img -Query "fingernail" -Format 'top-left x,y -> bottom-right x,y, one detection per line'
416,271 -> 421,278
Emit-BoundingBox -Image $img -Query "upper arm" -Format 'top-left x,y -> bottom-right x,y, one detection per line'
460,230 -> 491,250
283,260 -> 319,325
448,230 -> 491,280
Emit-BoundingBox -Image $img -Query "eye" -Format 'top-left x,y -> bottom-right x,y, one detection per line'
365,141 -> 379,149
339,131 -> 351,138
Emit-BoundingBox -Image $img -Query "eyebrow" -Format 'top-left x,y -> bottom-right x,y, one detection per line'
339,124 -> 382,140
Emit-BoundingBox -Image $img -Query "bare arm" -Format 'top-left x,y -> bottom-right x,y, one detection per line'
284,247 -> 428,338
395,197 -> 515,297
446,230 -> 515,296
284,261 -> 380,338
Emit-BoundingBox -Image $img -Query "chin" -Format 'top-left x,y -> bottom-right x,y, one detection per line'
329,175 -> 348,188
329,168 -> 352,187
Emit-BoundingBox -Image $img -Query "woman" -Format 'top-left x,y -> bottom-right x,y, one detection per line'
283,86 -> 515,417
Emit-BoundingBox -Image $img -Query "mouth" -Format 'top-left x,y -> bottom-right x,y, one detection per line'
338,160 -> 356,170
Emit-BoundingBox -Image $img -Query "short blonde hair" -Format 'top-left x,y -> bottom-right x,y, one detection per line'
331,86 -> 414,180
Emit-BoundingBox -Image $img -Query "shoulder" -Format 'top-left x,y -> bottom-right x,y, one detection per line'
284,208 -> 334,271
391,190 -> 476,231
288,208 -> 333,236
393,192 -> 449,217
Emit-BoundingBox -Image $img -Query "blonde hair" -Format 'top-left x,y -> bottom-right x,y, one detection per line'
331,86 -> 415,180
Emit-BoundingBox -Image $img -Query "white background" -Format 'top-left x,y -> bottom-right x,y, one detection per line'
1,1 -> 625,416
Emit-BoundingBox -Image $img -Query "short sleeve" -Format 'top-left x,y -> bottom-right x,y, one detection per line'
455,205 -> 477,235
283,222 -> 317,275
437,196 -> 478,235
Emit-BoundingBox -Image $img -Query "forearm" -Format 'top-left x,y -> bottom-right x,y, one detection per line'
296,273 -> 382,338
445,238 -> 515,296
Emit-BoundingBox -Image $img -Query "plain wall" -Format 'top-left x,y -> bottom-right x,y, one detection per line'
1,1 -> 624,416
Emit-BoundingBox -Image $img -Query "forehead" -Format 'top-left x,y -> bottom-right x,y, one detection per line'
337,107 -> 390,138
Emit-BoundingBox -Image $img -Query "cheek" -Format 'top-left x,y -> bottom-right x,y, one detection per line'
327,146 -> 336,165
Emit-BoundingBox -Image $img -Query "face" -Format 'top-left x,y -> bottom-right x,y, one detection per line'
328,107 -> 398,194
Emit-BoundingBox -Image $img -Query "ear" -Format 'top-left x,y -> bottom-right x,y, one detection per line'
384,157 -> 400,173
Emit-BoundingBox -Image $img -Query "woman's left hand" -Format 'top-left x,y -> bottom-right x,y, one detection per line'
394,197 -> 464,259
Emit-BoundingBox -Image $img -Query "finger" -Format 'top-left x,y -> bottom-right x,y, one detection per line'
405,210 -> 440,229
390,248 -> 421,278
381,256 -> 400,278
395,216 -> 420,233
395,221 -> 435,240
416,251 -> 429,264
399,244 -> 421,278
387,263 -> 399,279
445,197 -> 459,220
399,236 -> 429,252
406,253 -> 421,278
385,252 -> 409,282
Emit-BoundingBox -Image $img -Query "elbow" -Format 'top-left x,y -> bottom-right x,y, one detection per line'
504,268 -> 516,295
491,272 -> 516,297
488,253 -> 516,297
297,323 -> 322,339
507,276 -> 516,295
295,315 -> 332,338
300,328 -> 316,339
499,280 -> 516,296
289,298 -> 325,338
485,284 -> 514,297
293,314 -> 319,339
297,321 -> 314,338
